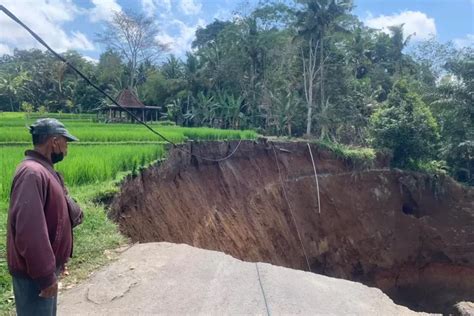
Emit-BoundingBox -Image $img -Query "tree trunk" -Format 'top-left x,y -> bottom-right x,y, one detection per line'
306,85 -> 313,136
9,95 -> 14,112
320,99 -> 330,140
303,38 -> 319,137
320,29 -> 325,139
186,94 -> 190,126
129,52 -> 137,89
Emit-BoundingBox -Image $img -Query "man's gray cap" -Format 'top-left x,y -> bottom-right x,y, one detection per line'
29,118 -> 79,142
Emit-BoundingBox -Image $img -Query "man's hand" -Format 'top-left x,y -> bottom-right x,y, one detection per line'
39,281 -> 58,298
61,265 -> 70,277
66,195 -> 83,228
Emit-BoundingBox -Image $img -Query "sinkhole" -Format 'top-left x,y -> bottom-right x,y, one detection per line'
109,140 -> 474,314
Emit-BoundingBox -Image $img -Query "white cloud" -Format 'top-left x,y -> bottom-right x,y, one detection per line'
453,34 -> 474,49
89,0 -> 122,22
83,55 -> 99,64
156,18 -> 206,56
213,8 -> 232,21
0,43 -> 12,56
141,0 -> 157,16
70,32 -> 95,51
141,0 -> 171,16
364,11 -> 436,42
180,0 -> 202,15
0,0 -> 95,54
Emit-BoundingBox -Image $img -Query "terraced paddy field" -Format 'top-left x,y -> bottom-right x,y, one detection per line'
0,112 -> 257,313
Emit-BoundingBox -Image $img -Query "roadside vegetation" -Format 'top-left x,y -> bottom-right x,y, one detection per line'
0,0 -> 472,312
1,1 -> 471,184
314,140 -> 376,168
0,112 -> 257,313
0,113 -> 256,143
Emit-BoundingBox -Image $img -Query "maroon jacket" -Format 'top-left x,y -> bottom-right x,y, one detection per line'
7,150 -> 80,289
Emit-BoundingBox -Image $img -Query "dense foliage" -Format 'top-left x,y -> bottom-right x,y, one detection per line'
369,80 -> 440,168
0,1 -> 472,183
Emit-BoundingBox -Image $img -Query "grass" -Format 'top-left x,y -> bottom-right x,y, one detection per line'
0,179 -> 128,315
57,144 -> 165,186
0,111 -> 258,313
63,181 -> 129,282
0,113 -> 257,143
314,139 -> 376,168
26,113 -> 96,120
0,123 -> 254,143
0,144 -> 166,201
0,144 -> 160,314
0,200 -> 12,314
408,159 -> 449,175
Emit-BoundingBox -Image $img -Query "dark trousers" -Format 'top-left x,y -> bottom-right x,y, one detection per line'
12,275 -> 57,316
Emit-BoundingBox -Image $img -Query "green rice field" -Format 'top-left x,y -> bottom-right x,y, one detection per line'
0,113 -> 256,143
0,112 -> 257,313
0,144 -> 165,200
0,112 -> 257,200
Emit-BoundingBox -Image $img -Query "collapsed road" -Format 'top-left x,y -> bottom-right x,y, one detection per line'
109,140 -> 474,314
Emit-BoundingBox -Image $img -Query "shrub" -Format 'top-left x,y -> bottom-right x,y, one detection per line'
315,139 -> 376,168
369,80 -> 440,168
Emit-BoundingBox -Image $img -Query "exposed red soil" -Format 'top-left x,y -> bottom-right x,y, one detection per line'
110,140 -> 474,313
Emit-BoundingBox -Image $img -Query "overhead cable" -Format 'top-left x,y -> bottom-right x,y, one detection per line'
0,5 -> 243,163
272,144 -> 311,272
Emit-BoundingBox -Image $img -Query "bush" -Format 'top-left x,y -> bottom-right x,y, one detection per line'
315,139 -> 376,168
156,120 -> 176,126
413,160 -> 448,175
369,80 -> 440,168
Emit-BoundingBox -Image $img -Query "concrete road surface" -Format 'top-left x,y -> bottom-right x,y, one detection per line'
58,242 -> 421,315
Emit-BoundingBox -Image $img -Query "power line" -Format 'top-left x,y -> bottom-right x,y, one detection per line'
272,144 -> 311,272
255,263 -> 271,316
0,5 -> 243,163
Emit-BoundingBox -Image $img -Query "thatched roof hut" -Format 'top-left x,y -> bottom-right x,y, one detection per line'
98,89 -> 160,123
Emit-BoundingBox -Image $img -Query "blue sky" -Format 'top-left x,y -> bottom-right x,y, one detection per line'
0,0 -> 472,62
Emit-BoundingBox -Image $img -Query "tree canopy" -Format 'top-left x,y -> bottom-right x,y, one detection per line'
0,1 -> 472,184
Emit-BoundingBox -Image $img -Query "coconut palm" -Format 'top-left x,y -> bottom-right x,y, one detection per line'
295,0 -> 353,136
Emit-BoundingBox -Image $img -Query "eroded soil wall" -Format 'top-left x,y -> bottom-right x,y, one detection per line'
110,140 -> 474,313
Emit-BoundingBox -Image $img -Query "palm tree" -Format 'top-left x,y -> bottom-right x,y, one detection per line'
162,55 -> 184,80
295,0 -> 353,136
430,51 -> 473,184
387,24 -> 413,75
0,73 -> 18,111
0,70 -> 30,111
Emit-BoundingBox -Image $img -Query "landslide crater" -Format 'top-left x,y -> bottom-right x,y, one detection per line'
109,140 -> 474,314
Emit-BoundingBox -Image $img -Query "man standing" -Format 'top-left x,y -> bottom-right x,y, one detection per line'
7,118 -> 83,316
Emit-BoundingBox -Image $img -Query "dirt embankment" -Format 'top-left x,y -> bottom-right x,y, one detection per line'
110,140 -> 474,314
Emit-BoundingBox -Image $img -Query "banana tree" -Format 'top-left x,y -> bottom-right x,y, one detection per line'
215,91 -> 246,129
0,70 -> 30,111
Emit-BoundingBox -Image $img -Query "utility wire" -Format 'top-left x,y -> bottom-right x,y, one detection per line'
0,5 -> 243,163
255,263 -> 271,316
307,143 -> 321,214
272,144 -> 311,272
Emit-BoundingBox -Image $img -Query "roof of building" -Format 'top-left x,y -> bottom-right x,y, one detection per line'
116,89 -> 145,108
106,105 -> 160,110
95,89 -> 160,112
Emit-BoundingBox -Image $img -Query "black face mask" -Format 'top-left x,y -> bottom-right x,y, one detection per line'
51,151 -> 64,164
